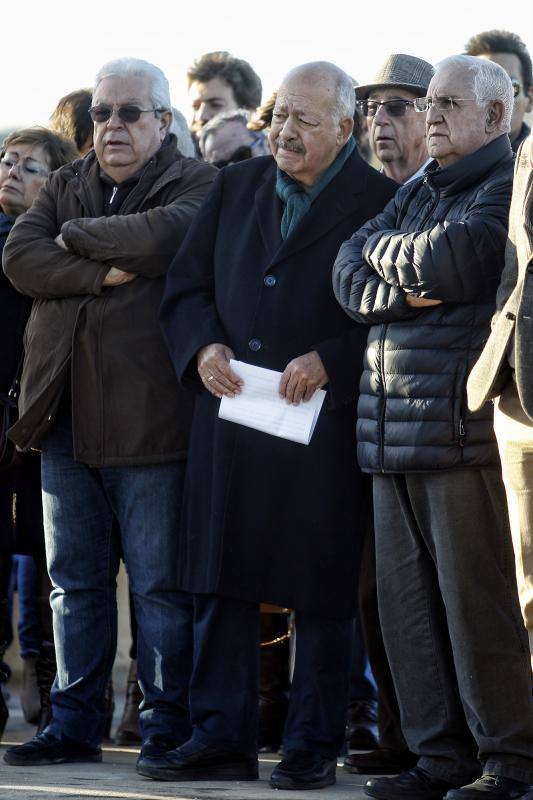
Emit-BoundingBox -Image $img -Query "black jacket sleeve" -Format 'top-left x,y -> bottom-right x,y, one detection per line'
159,171 -> 229,389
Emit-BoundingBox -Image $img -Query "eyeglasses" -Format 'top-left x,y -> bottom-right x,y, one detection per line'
357,99 -> 416,118
0,157 -> 49,177
88,104 -> 166,123
413,97 -> 467,113
511,80 -> 522,99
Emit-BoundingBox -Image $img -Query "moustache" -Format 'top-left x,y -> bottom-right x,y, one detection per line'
275,138 -> 305,154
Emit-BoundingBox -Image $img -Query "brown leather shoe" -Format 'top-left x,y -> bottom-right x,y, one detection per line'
115,659 -> 142,745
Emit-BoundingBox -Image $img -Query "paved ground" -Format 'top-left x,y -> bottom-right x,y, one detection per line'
0,687 -> 370,800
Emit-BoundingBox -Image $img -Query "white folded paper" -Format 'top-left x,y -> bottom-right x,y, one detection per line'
218,360 -> 326,445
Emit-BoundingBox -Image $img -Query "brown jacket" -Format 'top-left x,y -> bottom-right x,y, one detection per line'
468,139 -> 533,416
2,138 -> 216,466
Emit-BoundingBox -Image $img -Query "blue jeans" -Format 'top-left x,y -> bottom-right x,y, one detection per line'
41,418 -> 193,746
14,555 -> 41,659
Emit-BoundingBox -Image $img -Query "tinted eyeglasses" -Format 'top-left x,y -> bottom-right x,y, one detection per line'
88,104 -> 165,123
357,99 -> 416,118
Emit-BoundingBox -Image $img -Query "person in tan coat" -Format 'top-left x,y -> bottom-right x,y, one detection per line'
468,134 -> 533,665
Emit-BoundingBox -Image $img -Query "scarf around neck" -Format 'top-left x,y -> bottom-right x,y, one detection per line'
275,137 -> 355,240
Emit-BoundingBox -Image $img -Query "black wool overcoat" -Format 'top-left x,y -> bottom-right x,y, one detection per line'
160,151 -> 397,619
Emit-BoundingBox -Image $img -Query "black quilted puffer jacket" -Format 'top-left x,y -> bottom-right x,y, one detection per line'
333,134 -> 514,473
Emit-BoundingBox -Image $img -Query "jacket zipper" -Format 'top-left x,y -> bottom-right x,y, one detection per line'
418,176 -> 440,229
458,418 -> 466,447
378,324 -> 387,472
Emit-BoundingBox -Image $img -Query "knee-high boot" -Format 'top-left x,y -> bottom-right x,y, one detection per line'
258,612 -> 290,752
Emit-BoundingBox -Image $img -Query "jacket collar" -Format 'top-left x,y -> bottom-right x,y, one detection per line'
255,149 -> 372,268
60,134 -> 184,215
425,134 -> 513,197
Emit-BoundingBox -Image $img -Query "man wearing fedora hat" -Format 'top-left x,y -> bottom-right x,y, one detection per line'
357,54 -> 434,184
343,52 -> 434,780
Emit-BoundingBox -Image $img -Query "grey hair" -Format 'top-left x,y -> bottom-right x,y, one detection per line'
94,57 -> 172,113
436,54 -> 513,132
169,108 -> 196,158
280,62 -> 356,122
198,109 -> 252,149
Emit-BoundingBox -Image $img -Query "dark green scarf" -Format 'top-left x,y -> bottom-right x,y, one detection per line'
275,137 -> 355,240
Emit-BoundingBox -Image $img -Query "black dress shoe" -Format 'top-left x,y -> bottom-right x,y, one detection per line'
3,731 -> 102,766
136,738 -> 258,781
136,735 -> 178,773
344,747 -> 418,775
269,750 -> 337,790
346,699 -> 379,750
365,766 -> 460,800
444,775 -> 532,799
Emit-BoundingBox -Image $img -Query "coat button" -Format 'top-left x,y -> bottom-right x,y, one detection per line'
505,311 -> 516,320
264,275 -> 276,287
248,338 -> 262,352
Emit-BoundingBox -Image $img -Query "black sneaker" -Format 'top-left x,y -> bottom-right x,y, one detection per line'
269,750 -> 337,790
365,766 -> 461,800
3,731 -> 102,766
136,735 -> 178,774
444,775 -> 532,799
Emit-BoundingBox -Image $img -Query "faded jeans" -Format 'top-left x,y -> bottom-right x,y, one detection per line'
495,381 -> 533,664
41,417 -> 192,746
373,470 -> 533,784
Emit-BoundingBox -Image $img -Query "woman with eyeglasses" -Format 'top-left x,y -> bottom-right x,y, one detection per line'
0,127 -> 77,740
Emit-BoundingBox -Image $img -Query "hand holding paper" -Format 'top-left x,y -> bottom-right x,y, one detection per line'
197,343 -> 242,397
279,350 -> 328,405
219,360 -> 326,445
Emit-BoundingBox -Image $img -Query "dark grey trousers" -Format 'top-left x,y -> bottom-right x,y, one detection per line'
373,469 -> 533,784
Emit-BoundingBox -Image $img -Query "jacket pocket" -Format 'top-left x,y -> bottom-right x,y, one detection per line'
452,360 -> 468,448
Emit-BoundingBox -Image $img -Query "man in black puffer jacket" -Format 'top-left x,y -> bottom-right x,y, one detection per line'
334,55 -> 533,800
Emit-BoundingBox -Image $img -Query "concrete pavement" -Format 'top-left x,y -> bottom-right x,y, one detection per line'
0,688 -> 369,800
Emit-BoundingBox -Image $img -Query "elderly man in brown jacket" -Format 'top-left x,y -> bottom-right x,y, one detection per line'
2,57 -> 215,770
468,135 -> 533,667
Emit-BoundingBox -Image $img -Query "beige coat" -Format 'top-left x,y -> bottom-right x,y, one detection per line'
468,139 -> 533,417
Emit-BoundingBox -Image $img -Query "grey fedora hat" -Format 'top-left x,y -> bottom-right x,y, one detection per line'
356,54 -> 434,100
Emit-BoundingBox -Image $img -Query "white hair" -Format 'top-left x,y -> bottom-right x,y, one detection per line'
94,57 -> 171,113
281,62 -> 356,122
198,109 -> 252,149
169,108 -> 196,158
436,54 -> 513,132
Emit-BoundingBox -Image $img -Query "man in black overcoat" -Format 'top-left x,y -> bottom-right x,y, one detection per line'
155,61 -> 397,790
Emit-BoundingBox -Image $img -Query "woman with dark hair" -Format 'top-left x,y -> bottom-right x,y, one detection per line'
0,127 -> 78,739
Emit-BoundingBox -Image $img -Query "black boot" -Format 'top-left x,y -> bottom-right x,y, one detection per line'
258,612 -> 290,752
103,678 -> 115,740
0,597 -> 10,739
36,640 -> 56,734
114,659 -> 142,745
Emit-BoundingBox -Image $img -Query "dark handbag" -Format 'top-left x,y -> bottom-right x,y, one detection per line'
0,355 -> 23,470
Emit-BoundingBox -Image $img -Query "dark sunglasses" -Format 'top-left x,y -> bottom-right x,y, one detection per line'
357,99 -> 416,118
88,104 -> 165,123
213,145 -> 254,169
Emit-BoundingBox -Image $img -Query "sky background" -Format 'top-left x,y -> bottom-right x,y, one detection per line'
2,0 -> 532,130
